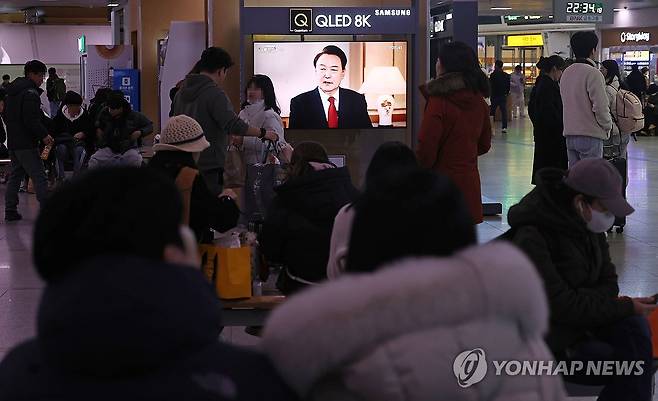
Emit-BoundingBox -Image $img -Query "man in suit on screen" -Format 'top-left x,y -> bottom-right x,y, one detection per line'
289,45 -> 373,129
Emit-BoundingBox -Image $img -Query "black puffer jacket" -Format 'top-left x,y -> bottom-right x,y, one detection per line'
52,106 -> 95,149
502,168 -> 634,354
4,77 -> 49,150
96,107 -> 153,154
260,166 -> 358,294
0,255 -> 297,401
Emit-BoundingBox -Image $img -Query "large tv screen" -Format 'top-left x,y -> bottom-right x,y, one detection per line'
253,41 -> 408,129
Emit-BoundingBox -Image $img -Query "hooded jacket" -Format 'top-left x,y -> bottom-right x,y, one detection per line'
260,166 -> 358,294
0,255 -> 297,401
172,74 -> 249,177
417,72 -> 492,224
503,168 -> 634,354
4,77 -> 49,150
262,242 -> 566,401
96,106 -> 153,154
52,106 -> 95,149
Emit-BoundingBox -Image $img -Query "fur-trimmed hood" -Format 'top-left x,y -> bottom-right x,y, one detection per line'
422,72 -> 484,109
261,242 -> 566,401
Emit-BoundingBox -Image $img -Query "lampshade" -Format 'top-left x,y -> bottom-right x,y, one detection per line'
359,66 -> 407,95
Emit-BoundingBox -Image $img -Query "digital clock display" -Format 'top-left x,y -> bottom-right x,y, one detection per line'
566,2 -> 604,14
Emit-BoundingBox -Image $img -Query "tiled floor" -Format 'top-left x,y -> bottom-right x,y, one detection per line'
0,118 -> 657,399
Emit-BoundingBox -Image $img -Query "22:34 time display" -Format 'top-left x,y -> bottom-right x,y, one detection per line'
566,2 -> 604,14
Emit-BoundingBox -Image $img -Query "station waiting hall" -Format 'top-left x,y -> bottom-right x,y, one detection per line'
3,0 -> 658,400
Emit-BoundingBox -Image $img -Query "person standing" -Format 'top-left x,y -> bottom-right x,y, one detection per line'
4,60 -> 54,222
627,64 -> 647,104
601,60 -> 631,159
560,31 -> 612,167
510,65 -> 526,119
489,60 -> 510,133
172,47 -> 279,196
417,41 -> 492,224
46,67 -> 66,118
236,74 -> 286,165
1,74 -> 10,89
528,56 -> 567,184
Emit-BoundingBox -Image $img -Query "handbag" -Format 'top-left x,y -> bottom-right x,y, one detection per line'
223,144 -> 246,189
243,141 -> 285,224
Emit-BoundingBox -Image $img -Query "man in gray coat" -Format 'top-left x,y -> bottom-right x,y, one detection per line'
173,47 -> 278,195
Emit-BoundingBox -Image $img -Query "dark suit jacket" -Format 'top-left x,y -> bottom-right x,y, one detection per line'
289,87 -> 373,129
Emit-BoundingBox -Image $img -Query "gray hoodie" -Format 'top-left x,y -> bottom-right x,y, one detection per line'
172,74 -> 249,180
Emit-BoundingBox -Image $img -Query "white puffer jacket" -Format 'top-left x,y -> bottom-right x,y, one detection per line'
261,242 -> 566,401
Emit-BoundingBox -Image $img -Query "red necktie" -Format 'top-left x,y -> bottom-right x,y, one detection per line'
328,96 -> 338,128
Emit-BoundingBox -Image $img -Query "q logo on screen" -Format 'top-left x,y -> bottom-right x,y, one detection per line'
290,9 -> 313,33
453,349 -> 488,388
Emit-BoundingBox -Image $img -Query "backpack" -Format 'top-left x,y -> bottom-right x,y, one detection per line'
611,85 -> 644,134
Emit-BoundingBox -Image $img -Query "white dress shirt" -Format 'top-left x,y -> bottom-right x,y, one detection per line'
318,87 -> 340,123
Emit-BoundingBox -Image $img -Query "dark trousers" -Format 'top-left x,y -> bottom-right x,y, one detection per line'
490,96 -> 508,129
566,316 -> 653,401
5,149 -> 49,212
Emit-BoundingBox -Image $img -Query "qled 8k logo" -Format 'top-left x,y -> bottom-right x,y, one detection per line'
453,349 -> 488,388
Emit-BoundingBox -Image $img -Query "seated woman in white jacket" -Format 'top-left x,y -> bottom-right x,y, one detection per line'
235,74 -> 287,164
600,60 -> 631,159
326,141 -> 417,279
262,169 -> 565,401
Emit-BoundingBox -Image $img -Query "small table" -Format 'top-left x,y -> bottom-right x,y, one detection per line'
221,295 -> 285,327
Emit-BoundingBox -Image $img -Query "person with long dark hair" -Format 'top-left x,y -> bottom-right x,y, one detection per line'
417,41 -> 492,224
259,141 -> 358,295
601,60 -> 631,158
528,55 -> 567,184
327,141 -> 418,279
236,74 -> 286,165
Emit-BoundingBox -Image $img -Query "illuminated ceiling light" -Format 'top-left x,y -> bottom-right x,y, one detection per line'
491,7 -> 513,10
107,2 -> 120,6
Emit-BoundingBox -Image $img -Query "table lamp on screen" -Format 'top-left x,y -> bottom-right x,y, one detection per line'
359,66 -> 407,127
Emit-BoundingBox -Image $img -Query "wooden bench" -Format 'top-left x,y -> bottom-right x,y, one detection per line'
221,295 -> 285,327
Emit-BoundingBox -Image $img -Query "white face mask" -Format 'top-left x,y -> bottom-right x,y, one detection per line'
578,202 -> 615,233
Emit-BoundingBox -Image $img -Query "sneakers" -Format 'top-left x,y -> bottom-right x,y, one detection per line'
5,210 -> 22,222
502,128 -> 508,134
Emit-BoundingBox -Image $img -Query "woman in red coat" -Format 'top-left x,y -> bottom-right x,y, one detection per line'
417,42 -> 492,224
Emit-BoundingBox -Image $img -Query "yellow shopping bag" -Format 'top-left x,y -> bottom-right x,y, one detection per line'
215,247 -> 252,300
199,244 -> 219,283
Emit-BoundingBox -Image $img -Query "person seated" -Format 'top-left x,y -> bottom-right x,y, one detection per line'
259,141 -> 358,295
149,115 -> 239,243
503,159 -> 654,401
88,90 -> 153,168
260,169 -> 565,400
51,91 -> 93,180
0,167 -> 297,401
326,141 -> 417,279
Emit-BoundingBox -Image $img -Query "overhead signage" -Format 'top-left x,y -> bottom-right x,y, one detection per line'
506,34 -> 544,47
552,0 -> 613,24
620,31 -> 651,43
77,35 -> 86,54
241,7 -> 417,35
601,27 -> 658,47
504,15 -> 555,25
